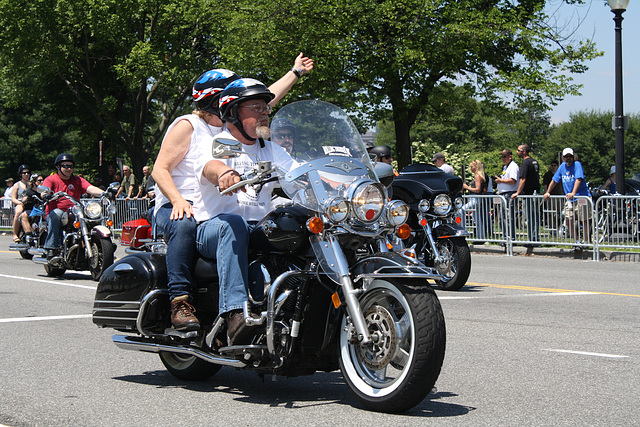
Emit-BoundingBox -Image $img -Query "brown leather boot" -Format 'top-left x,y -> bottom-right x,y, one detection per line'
170,296 -> 200,331
226,309 -> 258,346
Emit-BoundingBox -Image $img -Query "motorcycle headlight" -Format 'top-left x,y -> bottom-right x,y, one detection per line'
325,197 -> 350,223
455,197 -> 464,210
108,203 -> 116,215
84,201 -> 102,219
386,200 -> 409,226
418,199 -> 430,213
350,181 -> 385,223
433,194 -> 452,216
72,205 -> 84,218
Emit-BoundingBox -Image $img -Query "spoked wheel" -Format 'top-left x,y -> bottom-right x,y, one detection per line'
89,237 -> 115,281
431,238 -> 471,291
339,279 -> 446,413
159,352 -> 221,381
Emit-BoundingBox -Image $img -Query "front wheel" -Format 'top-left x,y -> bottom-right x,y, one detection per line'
431,238 -> 471,291
159,352 -> 221,381
89,237 -> 115,281
339,279 -> 446,413
44,263 -> 66,277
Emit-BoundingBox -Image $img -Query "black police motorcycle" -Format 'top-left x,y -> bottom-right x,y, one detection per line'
92,101 -> 446,413
392,164 -> 471,291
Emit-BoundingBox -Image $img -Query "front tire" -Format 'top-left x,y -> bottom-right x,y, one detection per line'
159,352 -> 221,381
431,238 -> 471,291
89,237 -> 115,281
339,279 -> 446,413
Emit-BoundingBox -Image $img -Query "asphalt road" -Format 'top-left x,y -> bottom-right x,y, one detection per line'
0,234 -> 638,426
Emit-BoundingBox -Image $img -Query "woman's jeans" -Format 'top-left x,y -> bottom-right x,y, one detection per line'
154,202 -> 198,301
196,213 -> 250,315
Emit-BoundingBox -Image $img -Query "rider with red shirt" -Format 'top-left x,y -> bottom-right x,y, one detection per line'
42,153 -> 104,258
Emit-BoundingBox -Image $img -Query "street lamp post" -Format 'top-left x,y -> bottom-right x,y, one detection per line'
608,0 -> 629,194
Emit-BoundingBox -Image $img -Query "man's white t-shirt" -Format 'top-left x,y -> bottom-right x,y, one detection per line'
497,160 -> 519,194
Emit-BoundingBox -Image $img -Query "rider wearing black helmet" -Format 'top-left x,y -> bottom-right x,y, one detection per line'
11,164 -> 31,242
369,146 -> 393,165
197,78 -> 299,345
271,118 -> 296,154
42,153 -> 104,258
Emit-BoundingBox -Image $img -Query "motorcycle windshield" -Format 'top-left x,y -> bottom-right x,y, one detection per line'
273,100 -> 379,212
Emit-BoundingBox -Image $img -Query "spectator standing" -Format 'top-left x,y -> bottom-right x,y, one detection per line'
512,145 -> 540,249
115,165 -> 138,199
542,160 -> 563,234
601,166 -> 617,194
135,166 -> 155,199
106,164 -> 120,185
3,177 -> 14,224
462,160 -> 491,240
432,152 -> 455,175
543,147 -> 592,250
494,149 -> 519,240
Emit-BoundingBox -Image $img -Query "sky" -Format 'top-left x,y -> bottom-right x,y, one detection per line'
547,0 -> 640,124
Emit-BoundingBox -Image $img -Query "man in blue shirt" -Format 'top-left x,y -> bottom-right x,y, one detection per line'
543,147 -> 591,249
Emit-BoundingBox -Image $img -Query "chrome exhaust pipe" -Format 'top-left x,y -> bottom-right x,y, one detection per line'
29,248 -> 45,256
9,244 -> 30,251
32,256 -> 49,265
112,335 -> 246,368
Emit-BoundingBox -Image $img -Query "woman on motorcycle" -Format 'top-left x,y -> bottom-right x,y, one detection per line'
11,164 -> 31,242
17,174 -> 44,239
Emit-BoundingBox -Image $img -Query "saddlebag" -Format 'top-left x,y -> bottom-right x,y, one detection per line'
120,219 -> 152,248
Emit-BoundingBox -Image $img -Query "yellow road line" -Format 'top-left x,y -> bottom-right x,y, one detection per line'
468,282 -> 640,298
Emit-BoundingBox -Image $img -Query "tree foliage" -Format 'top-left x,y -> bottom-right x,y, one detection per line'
222,0 -> 600,169
0,0 -> 226,176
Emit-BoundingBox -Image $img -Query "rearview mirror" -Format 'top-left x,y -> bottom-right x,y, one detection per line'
36,185 -> 52,196
212,136 -> 242,159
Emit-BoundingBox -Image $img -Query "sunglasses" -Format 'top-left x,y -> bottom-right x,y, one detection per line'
501,155 -> 509,158
60,164 -> 74,169
21,171 -> 31,175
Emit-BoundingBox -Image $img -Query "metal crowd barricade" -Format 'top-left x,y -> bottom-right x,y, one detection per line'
1,197 -> 13,228
110,198 -> 150,231
460,194 -> 512,254
462,194 -> 599,260
594,195 -> 640,261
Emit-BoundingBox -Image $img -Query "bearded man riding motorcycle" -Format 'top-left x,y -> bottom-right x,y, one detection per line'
152,55 -> 313,333
42,153 -> 105,259
195,79 -> 296,345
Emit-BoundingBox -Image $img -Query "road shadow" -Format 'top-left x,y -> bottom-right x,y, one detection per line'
115,368 -> 473,417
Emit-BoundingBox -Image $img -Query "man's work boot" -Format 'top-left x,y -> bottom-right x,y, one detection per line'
226,309 -> 257,346
170,296 -> 200,331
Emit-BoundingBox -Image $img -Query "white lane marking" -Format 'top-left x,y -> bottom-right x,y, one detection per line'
0,314 -> 92,323
439,292 -> 596,300
0,273 -> 96,290
543,349 -> 629,359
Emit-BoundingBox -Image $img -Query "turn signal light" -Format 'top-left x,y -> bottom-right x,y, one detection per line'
420,218 -> 427,226
331,292 -> 341,308
306,217 -> 324,234
107,219 -> 113,227
396,223 -> 411,240
73,221 -> 81,229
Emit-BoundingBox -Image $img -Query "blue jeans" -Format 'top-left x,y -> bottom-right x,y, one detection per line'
43,208 -> 65,250
195,214 -> 250,315
155,202 -> 198,301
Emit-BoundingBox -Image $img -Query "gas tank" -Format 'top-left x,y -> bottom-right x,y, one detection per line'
252,204 -> 312,253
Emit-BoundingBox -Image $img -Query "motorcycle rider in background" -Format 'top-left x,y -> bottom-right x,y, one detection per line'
16,174 -> 44,239
42,153 -> 104,259
197,79 -> 296,345
152,54 -> 313,333
11,164 -> 31,242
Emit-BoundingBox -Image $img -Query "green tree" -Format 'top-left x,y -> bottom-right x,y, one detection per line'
0,0 -> 226,175
223,0 -> 599,169
543,111 -> 640,188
